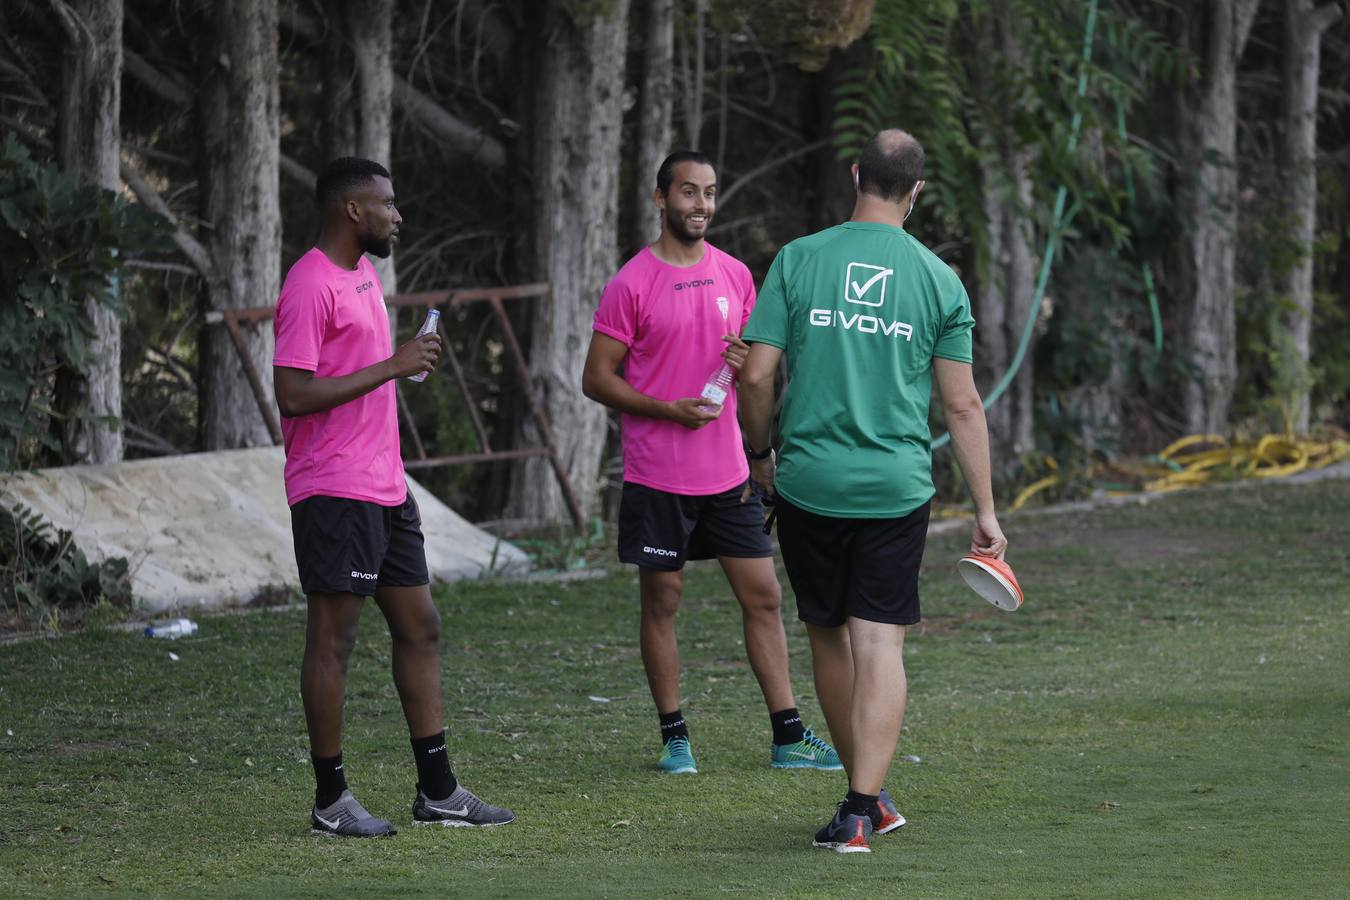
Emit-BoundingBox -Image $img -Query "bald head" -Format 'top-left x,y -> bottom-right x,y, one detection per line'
857,129 -> 924,202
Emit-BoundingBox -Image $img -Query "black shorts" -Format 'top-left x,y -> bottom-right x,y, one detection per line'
290,491 -> 429,597
617,481 -> 773,571
776,496 -> 931,627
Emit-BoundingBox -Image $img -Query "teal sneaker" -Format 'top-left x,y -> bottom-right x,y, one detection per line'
771,727 -> 843,770
658,736 -> 698,774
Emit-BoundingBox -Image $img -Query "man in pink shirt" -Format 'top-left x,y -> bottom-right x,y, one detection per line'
274,157 -> 513,836
582,151 -> 840,775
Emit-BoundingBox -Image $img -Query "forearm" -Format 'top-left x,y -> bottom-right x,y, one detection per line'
737,376 -> 774,452
945,404 -> 996,517
582,371 -> 672,421
277,360 -> 395,418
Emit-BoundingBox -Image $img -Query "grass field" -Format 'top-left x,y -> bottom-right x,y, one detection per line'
2,479 -> 1349,897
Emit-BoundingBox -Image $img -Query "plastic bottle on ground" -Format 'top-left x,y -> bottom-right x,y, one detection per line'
145,618 -> 198,639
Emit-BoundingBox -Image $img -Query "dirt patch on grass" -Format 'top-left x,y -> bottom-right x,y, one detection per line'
52,740 -> 123,756
1012,520 -> 1249,566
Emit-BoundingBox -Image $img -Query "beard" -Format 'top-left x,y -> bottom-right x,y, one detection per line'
663,209 -> 711,245
360,231 -> 395,259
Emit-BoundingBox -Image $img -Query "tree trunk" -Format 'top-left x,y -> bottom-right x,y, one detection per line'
632,0 -> 674,251
348,0 -> 398,333
321,0 -> 356,156
55,0 -> 124,465
1177,0 -> 1260,436
1278,0 -> 1342,433
975,151 -> 1037,462
506,0 -> 631,523
972,6 -> 1037,463
198,0 -> 281,449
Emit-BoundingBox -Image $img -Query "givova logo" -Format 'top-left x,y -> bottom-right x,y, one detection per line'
808,260 -> 913,340
844,262 -> 891,306
643,545 -> 678,558
809,308 -> 913,340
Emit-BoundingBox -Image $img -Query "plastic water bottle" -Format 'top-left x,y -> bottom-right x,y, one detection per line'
145,618 -> 198,639
700,362 -> 735,410
407,309 -> 441,382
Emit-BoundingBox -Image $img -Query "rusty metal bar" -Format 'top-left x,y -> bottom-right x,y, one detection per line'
206,284 -> 552,323
403,447 -> 554,469
437,319 -> 491,453
210,283 -> 585,530
386,283 -> 548,309
395,382 -> 427,460
487,295 -> 585,530
221,310 -> 283,445
219,307 -> 278,325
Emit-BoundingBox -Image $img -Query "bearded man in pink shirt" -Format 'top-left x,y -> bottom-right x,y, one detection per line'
273,157 -> 514,836
582,151 -> 840,776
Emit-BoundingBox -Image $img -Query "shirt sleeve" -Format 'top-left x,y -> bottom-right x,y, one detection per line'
742,250 -> 789,349
273,280 -> 331,372
933,276 -> 975,364
592,274 -> 638,347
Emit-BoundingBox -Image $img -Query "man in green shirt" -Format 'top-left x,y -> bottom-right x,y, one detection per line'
739,129 -> 1008,854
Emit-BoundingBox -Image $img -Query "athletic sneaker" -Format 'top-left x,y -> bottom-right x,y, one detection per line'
770,727 -> 843,770
875,787 -> 906,834
310,790 -> 397,838
658,736 -> 698,774
412,783 -> 516,827
812,807 -> 873,854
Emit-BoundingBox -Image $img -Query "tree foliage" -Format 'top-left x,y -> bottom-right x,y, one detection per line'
0,135 -> 168,471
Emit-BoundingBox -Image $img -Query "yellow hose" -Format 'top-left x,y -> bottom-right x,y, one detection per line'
1001,432 -> 1349,511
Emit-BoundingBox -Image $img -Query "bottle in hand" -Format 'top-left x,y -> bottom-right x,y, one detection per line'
700,362 -> 735,413
407,309 -> 441,383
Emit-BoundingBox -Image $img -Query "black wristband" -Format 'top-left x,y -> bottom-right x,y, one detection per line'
745,444 -> 772,461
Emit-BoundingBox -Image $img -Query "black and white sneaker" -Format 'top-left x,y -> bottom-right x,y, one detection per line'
412,783 -> 516,827
310,790 -> 397,837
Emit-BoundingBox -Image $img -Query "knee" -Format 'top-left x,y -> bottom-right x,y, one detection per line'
395,606 -> 442,650
740,581 -> 783,618
641,584 -> 682,620
308,626 -> 358,671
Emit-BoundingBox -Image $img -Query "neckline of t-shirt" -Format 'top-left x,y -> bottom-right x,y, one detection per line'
642,243 -> 714,272
309,246 -> 369,275
841,221 -> 909,235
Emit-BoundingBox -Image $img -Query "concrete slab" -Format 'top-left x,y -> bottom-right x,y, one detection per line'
0,448 -> 529,612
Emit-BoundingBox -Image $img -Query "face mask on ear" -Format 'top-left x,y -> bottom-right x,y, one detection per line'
853,168 -> 860,191
902,181 -> 921,224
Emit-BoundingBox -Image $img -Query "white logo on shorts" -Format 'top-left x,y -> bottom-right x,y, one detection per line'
351,570 -> 379,580
643,546 -> 678,558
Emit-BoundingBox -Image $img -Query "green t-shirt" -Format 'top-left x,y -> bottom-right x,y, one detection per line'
743,221 -> 975,518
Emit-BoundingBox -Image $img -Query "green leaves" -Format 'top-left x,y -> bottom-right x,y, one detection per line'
0,501 -> 133,627
0,135 -> 170,472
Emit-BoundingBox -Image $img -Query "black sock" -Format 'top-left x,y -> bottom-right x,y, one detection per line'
659,709 -> 688,745
769,707 -> 806,745
311,752 -> 348,809
411,730 -> 457,801
843,788 -> 879,821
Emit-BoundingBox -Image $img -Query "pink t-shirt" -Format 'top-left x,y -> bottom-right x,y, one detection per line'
273,248 -> 405,507
593,244 -> 756,495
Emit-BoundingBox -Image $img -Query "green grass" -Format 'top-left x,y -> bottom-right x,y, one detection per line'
2,480 -> 1349,897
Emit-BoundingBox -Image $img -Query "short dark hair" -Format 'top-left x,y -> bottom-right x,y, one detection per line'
315,157 -> 391,207
656,150 -> 714,194
857,132 -> 924,202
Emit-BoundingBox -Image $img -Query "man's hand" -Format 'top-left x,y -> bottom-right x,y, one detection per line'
740,453 -> 776,502
666,397 -> 721,429
720,334 -> 750,371
388,333 -> 442,380
970,511 -> 1007,560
